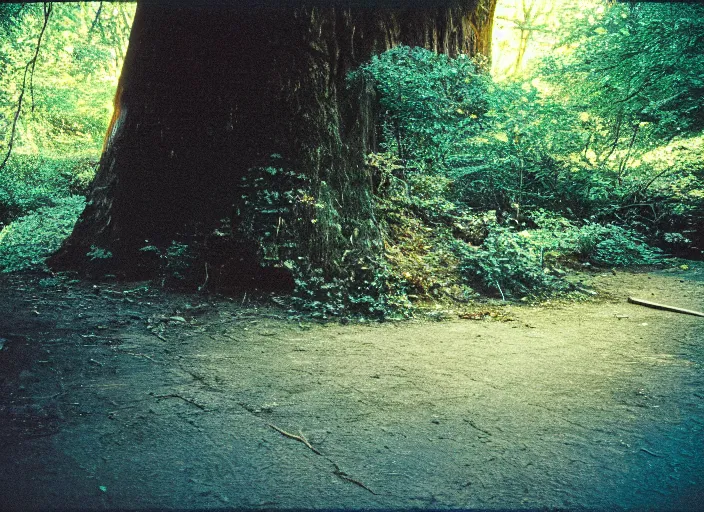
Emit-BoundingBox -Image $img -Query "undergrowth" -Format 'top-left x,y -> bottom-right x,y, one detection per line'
237,160 -> 388,319
211,46 -> 674,317
0,43 -> 690,321
0,153 -> 97,225
0,195 -> 85,273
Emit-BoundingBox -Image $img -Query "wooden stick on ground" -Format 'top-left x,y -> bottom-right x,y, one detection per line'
151,331 -> 168,342
627,297 -> 704,318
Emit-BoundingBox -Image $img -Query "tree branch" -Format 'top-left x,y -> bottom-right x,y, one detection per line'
637,167 -> 677,197
89,2 -> 104,37
616,122 -> 640,182
0,2 -> 52,173
30,3 -> 52,113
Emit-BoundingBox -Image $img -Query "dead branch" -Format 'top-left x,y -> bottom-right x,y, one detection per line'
29,3 -> 52,113
150,330 -> 168,342
640,447 -> 663,457
89,2 -> 103,36
331,462 -> 378,495
628,297 -> 704,318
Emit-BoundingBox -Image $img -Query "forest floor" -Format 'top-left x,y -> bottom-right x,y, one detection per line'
0,264 -> 703,511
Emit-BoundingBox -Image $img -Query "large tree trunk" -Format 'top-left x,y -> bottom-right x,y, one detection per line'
49,1 -> 496,286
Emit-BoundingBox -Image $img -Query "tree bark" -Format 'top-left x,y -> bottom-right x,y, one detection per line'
49,1 -> 497,283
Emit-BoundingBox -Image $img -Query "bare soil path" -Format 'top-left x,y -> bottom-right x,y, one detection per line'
1,265 -> 703,511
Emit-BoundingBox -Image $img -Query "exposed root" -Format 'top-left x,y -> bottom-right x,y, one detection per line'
268,423 -> 377,494
268,423 -> 322,455
155,393 -> 206,410
332,462 -> 378,495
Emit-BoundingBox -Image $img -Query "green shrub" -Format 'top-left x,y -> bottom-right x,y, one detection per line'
527,210 -> 663,266
355,46 -> 677,306
575,223 -> 663,266
457,225 -> 564,299
238,160 -> 389,318
349,45 -> 491,173
135,240 -> 198,287
0,153 -> 97,223
0,195 -> 85,272
456,213 -> 663,299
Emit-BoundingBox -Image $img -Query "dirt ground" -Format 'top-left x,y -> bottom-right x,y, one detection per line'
0,264 -> 703,511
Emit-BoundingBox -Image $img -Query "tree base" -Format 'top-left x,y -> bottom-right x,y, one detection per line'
50,2 -> 497,287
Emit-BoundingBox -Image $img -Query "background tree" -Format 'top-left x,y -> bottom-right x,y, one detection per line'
493,0 -> 553,77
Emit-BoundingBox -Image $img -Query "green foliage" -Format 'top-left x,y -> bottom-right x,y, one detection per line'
137,241 -> 197,287
363,90 -> 667,302
368,152 -> 479,304
456,226 -> 562,299
526,1 -> 704,245
358,0 -> 704,275
0,152 -> 97,223
574,223 -> 663,267
0,3 -> 134,154
0,5 -> 25,35
555,2 -> 704,138
0,4 -> 130,279
0,195 -> 84,272
287,263 -> 389,320
164,242 -> 194,280
524,210 -> 661,267
238,159 -> 389,318
451,81 -> 586,214
350,46 -> 491,173
238,162 -> 311,266
456,215 -> 662,299
86,245 -> 112,261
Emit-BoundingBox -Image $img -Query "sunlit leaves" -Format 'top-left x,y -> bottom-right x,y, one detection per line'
0,2 -> 134,153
